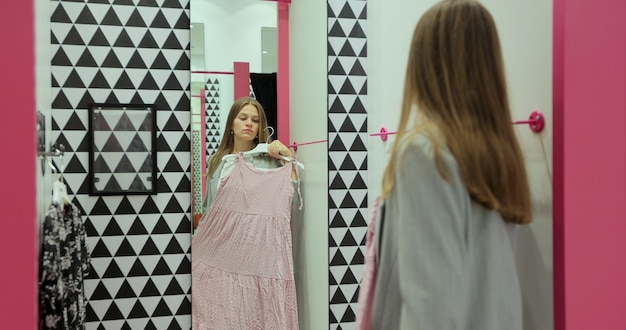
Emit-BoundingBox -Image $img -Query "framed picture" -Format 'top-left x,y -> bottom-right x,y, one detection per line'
88,103 -> 157,195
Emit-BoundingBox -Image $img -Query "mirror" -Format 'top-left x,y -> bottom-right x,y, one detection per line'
189,2 -> 330,329
189,0 -> 317,328
190,0 -> 279,220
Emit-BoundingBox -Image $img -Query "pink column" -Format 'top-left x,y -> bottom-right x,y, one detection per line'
553,0 -> 626,329
277,2 -> 290,144
233,61 -> 251,100
0,0 -> 37,328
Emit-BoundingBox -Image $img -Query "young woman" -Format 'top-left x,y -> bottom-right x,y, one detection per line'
365,1 -> 532,329
199,96 -> 297,219
192,96 -> 301,329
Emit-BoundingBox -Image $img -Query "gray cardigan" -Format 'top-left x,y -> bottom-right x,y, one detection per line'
372,134 -> 522,330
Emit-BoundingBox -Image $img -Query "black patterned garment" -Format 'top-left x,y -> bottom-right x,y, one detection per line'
39,202 -> 90,329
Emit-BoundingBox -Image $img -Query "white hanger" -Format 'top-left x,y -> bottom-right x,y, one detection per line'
224,126 -> 304,169
50,156 -> 70,205
246,142 -> 270,155
243,143 -> 305,169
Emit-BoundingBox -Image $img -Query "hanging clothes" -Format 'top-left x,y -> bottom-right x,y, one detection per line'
39,202 -> 90,330
192,152 -> 299,329
356,197 -> 384,330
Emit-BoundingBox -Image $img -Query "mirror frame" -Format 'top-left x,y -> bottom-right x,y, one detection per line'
276,1 -> 291,144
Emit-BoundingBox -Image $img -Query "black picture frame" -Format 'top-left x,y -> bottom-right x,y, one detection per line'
88,103 -> 157,196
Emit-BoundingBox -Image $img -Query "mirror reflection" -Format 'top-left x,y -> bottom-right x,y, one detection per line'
190,0 -> 279,219
189,1 -> 306,328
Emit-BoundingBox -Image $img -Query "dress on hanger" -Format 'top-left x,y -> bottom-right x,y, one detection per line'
192,152 -> 299,329
201,152 -> 301,217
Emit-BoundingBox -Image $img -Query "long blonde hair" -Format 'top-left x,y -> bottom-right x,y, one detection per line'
382,0 -> 532,224
207,97 -> 272,177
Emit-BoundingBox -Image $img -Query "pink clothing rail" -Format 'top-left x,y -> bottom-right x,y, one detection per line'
277,2 -> 290,144
286,112 -> 546,150
191,71 -> 234,75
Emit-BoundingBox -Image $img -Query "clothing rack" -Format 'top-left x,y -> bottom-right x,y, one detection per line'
38,144 -> 64,158
188,110 -> 545,150
288,111 -> 546,150
39,144 -> 65,176
191,71 -> 234,75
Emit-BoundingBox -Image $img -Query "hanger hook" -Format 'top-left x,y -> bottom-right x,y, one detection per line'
58,145 -> 65,183
48,159 -> 58,176
264,126 -> 275,144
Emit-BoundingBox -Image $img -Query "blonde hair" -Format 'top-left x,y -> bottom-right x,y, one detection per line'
382,0 -> 532,224
207,97 -> 271,177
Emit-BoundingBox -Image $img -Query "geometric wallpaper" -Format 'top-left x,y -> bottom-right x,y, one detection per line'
204,77 -> 220,155
327,0 -> 369,329
50,0 -> 192,328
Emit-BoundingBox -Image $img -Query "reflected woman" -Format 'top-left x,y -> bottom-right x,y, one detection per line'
192,96 -> 301,329
199,96 -> 298,218
359,0 -> 533,329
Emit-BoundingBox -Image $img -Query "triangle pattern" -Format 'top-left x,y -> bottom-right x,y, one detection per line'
49,0 -> 234,327
327,1 -> 368,328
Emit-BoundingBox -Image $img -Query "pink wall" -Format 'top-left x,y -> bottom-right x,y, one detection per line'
5,0 -> 626,329
277,2 -> 290,144
0,0 -> 38,328
553,0 -> 626,329
234,61 -> 251,100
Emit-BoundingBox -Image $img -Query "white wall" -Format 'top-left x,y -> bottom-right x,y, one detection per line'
190,0 -> 277,140
289,1 -> 329,330
367,1 -> 554,329
493,3 -> 553,329
190,0 -> 276,79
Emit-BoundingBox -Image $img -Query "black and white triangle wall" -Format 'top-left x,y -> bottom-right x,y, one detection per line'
328,0 -> 368,329
205,77 -> 221,155
50,0 -> 192,328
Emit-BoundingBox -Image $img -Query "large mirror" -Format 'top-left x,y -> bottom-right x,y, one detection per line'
189,1 -> 331,329
190,0 -> 279,221
189,1 -> 320,329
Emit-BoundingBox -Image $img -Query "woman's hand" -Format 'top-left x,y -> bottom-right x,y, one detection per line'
269,140 -> 298,180
268,140 -> 292,159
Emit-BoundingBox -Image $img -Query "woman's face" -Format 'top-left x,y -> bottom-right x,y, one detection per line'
231,104 -> 260,144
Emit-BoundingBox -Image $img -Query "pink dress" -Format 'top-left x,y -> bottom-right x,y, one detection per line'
192,153 -> 299,329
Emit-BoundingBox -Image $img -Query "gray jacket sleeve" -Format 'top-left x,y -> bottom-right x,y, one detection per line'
377,136 -> 470,329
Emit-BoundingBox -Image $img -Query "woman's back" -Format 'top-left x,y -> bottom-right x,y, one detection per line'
372,134 -> 522,329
